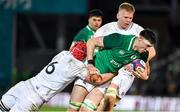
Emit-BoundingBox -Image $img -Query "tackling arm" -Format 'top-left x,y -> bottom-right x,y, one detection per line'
86,36 -> 104,60
85,72 -> 117,86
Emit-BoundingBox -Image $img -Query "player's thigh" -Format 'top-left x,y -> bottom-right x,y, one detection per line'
10,98 -> 38,112
84,88 -> 104,106
70,85 -> 89,102
1,81 -> 26,109
9,89 -> 44,112
70,79 -> 94,102
116,70 -> 135,98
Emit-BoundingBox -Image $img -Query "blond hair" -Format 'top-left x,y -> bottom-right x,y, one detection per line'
119,2 -> 135,12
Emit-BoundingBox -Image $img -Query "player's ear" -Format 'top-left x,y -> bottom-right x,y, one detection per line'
138,36 -> 144,41
116,12 -> 120,19
88,18 -> 90,23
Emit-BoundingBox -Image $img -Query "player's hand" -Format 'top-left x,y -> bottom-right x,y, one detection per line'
88,64 -> 100,75
124,63 -> 133,72
132,71 -> 140,78
90,74 -> 102,83
133,67 -> 144,78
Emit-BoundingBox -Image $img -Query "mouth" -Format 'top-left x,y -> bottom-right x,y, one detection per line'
125,23 -> 130,26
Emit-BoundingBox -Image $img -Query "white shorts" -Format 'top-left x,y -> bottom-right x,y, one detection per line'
95,67 -> 135,98
74,67 -> 135,97
74,78 -> 95,92
1,80 -> 44,112
112,68 -> 135,98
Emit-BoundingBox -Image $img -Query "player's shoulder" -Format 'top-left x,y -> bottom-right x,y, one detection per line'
131,22 -> 144,30
101,21 -> 117,28
94,22 -> 117,37
78,26 -> 89,33
75,26 -> 90,37
51,51 -> 70,61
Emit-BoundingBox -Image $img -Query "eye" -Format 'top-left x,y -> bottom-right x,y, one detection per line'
147,45 -> 152,47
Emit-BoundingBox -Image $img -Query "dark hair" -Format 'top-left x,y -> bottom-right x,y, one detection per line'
88,9 -> 104,18
140,29 -> 157,45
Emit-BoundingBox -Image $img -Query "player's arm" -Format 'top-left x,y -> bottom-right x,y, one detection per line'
140,46 -> 156,77
134,47 -> 156,80
86,36 -> 104,75
85,72 -> 117,86
86,36 -> 104,60
133,62 -> 149,80
146,46 -> 156,74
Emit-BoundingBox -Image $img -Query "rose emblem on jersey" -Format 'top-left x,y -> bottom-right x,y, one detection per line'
130,55 -> 137,60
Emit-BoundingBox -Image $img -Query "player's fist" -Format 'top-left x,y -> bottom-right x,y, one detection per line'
90,74 -> 102,83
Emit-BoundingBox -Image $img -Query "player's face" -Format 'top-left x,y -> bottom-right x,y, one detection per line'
117,9 -> 134,29
88,16 -> 102,31
137,37 -> 153,53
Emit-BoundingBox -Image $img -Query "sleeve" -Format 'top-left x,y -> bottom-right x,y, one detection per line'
136,24 -> 144,33
94,25 -> 106,37
134,23 -> 144,36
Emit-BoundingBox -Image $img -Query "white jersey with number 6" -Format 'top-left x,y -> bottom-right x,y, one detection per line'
1,51 -> 87,111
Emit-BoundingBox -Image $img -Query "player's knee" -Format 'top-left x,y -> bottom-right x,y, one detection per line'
105,87 -> 117,97
80,99 -> 97,111
104,95 -> 115,105
68,100 -> 82,111
0,100 -> 10,111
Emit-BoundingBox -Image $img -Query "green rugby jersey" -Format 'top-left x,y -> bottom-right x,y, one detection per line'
94,33 -> 142,74
73,25 -> 95,42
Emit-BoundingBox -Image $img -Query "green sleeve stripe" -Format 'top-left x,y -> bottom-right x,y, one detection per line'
86,26 -> 95,34
128,36 -> 135,51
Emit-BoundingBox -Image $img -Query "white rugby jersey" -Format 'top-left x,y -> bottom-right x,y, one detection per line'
29,51 -> 87,101
94,21 -> 144,37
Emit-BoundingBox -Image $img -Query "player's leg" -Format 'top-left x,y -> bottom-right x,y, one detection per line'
9,80 -> 44,111
97,67 -> 135,111
68,79 -> 94,112
0,81 -> 26,111
79,86 -> 106,112
97,83 -> 118,111
68,85 -> 88,112
0,99 -> 10,112
10,94 -> 43,112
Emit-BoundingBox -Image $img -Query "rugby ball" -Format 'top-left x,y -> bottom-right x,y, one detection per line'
131,59 -> 146,72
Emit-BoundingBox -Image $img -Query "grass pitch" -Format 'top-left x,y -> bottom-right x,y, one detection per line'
40,105 -> 67,112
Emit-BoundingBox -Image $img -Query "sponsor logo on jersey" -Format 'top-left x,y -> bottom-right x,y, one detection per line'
119,50 -> 125,55
110,59 -> 120,68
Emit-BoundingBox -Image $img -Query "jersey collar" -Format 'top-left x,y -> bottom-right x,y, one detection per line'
128,36 -> 136,51
86,25 -> 95,33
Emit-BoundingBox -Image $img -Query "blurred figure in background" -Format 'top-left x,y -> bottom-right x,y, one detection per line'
68,9 -> 103,112
69,9 -> 103,49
